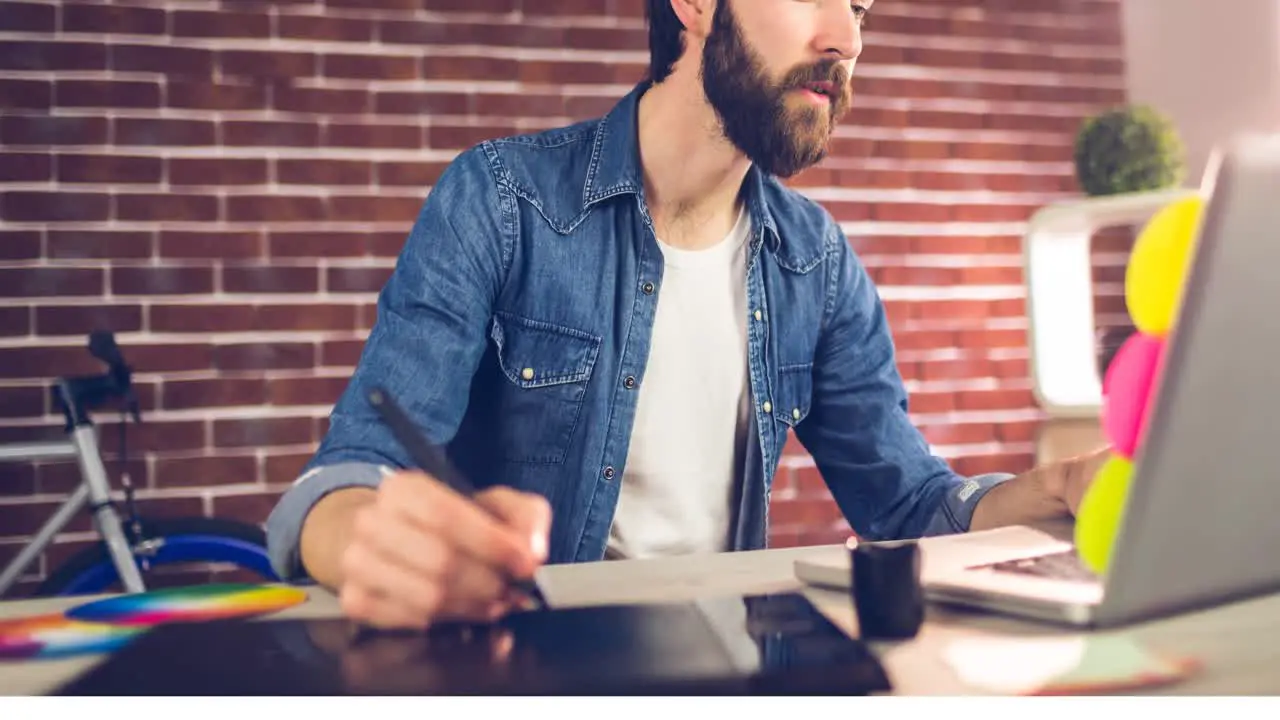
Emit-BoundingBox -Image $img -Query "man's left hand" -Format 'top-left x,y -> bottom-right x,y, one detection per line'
1043,446 -> 1111,516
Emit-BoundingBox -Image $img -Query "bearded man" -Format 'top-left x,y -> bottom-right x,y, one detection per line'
266,0 -> 1105,631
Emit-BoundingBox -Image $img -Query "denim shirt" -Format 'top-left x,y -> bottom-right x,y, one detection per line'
265,83 -> 1011,581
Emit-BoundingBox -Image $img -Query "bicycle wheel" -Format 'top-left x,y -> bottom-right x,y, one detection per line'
35,517 -> 280,598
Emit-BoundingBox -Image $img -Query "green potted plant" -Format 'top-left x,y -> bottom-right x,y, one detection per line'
1073,104 -> 1187,197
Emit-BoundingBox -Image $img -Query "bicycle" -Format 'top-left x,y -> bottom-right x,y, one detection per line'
0,331 -> 280,598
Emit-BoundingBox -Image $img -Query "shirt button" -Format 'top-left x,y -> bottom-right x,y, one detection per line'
762,401 -> 772,413
624,375 -> 636,389
521,367 -> 534,380
754,309 -> 762,321
642,281 -> 655,295
793,408 -> 801,420
603,466 -> 615,480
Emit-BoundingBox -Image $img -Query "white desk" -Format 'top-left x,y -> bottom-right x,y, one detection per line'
3,532 -> 1279,695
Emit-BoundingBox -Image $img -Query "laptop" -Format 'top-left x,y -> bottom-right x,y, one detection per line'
795,133 -> 1280,629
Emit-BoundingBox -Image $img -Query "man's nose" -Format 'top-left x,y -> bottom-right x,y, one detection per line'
816,4 -> 864,62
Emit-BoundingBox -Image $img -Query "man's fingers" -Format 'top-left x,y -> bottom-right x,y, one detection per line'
381,472 -> 536,578
338,581 -> 432,631
475,487 -> 552,565
435,558 -> 514,621
340,540 -> 443,623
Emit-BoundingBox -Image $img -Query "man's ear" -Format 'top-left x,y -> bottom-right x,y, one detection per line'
669,0 -> 716,41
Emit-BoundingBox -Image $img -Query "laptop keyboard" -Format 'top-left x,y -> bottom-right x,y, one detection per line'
976,549 -> 1099,583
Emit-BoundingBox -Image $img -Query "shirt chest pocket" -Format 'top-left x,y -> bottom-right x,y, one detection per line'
773,363 -> 814,429
490,312 -> 601,464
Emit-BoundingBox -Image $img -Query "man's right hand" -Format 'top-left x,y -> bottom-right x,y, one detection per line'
303,471 -> 551,630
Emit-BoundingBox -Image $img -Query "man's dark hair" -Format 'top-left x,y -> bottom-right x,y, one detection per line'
646,0 -> 686,83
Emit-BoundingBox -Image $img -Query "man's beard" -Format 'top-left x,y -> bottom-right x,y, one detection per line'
700,0 -> 853,178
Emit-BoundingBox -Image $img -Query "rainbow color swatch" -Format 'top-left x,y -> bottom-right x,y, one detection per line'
0,613 -> 142,661
65,583 -> 308,627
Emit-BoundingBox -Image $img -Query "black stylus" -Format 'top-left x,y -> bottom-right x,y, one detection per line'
367,385 -> 549,611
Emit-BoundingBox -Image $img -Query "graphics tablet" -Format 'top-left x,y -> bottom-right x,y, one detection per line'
54,591 -> 891,695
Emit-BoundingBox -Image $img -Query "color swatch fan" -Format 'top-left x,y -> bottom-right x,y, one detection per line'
65,583 -> 308,627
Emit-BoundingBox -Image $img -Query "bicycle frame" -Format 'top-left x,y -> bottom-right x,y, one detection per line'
0,403 -> 146,599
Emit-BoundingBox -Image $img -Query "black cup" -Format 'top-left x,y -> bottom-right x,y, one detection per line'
850,540 -> 925,640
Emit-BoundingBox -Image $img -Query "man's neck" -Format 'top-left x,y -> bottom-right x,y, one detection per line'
637,76 -> 752,251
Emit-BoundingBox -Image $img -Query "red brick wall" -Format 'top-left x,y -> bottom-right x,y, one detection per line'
0,0 -> 1128,593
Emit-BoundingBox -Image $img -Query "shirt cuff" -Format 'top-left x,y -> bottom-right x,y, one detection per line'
265,461 -> 392,582
922,472 -> 1014,536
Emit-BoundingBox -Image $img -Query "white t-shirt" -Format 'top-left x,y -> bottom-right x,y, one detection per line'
605,207 -> 752,560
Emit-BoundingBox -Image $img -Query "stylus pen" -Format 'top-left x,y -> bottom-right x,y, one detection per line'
367,385 -> 550,612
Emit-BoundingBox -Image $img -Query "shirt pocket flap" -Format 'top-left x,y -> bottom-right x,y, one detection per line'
775,363 -> 814,427
491,312 -> 601,389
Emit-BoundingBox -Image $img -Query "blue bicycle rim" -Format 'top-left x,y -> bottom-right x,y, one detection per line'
55,534 -> 279,596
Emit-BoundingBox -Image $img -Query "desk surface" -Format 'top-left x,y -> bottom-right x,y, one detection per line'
4,532 -> 1280,695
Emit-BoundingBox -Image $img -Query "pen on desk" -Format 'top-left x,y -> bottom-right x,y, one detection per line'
366,385 -> 550,612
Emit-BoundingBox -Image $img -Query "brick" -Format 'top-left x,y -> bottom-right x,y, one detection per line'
255,303 -> 358,331
0,307 -> 31,338
324,53 -> 417,80
329,196 -> 420,222
377,161 -> 445,187
1,191 -> 109,222
222,266 -> 320,294
0,346 -> 102,379
114,118 -> 216,146
98,418 -> 207,454
172,10 -> 270,37
56,80 -> 160,109
473,92 -> 566,118
49,231 -> 153,260
266,376 -> 350,407
320,340 -> 364,367
518,59 -> 618,85
421,55 -> 518,81
427,122 -> 516,149
269,231 -> 368,258
62,3 -> 166,33
0,153 -> 51,181
214,342 -> 316,371
277,159 -> 371,186
0,231 -> 41,261
57,154 -> 161,184
158,230 -> 263,260
153,454 -> 259,488
0,79 -> 51,109
374,91 -> 470,115
211,490 -> 285,526
278,15 -> 374,42
263,453 -> 312,486
326,267 -> 391,293
0,268 -> 103,298
324,123 -> 420,149
223,121 -> 320,147
167,83 -> 267,111
770,498 -> 842,528
162,378 -> 267,411
327,0 -> 426,9
149,304 -> 252,333
220,50 -> 316,79
35,304 -> 143,336
0,41 -> 106,71
0,499 -> 93,538
226,195 -> 325,223
116,193 -> 218,222
0,2 -> 55,31
273,86 -> 369,115
169,158 -> 268,186
0,385 -> 40,417
111,44 -> 215,76
368,232 -> 408,257
213,417 -> 315,448
111,267 -> 215,296
1,115 -> 106,145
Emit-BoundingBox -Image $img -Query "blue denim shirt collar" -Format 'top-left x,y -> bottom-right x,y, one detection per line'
583,81 -> 785,258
